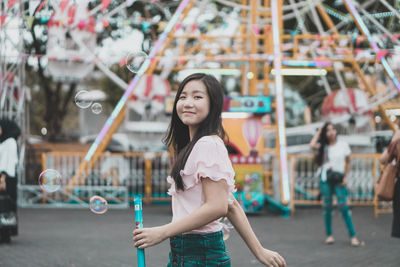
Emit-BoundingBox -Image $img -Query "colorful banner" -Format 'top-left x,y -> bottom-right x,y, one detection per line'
223,96 -> 271,114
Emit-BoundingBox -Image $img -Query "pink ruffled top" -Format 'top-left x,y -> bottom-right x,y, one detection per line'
167,135 -> 236,233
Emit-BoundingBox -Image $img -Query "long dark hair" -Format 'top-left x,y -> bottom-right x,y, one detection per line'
0,119 -> 21,143
163,73 -> 226,190
314,122 -> 333,166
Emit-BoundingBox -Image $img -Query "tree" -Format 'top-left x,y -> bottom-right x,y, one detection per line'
24,0 -> 177,141
25,20 -> 77,141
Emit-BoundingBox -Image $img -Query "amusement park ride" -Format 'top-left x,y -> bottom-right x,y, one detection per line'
1,0 -> 400,212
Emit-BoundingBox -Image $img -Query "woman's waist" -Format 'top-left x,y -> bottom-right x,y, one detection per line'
172,215 -> 223,234
320,164 -> 345,173
172,230 -> 223,240
170,230 -> 225,252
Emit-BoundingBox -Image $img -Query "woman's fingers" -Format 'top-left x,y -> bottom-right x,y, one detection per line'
268,252 -> 286,267
276,254 -> 286,267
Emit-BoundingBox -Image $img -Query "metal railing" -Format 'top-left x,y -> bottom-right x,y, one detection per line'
288,153 -> 392,217
19,151 -> 172,208
19,150 -> 392,218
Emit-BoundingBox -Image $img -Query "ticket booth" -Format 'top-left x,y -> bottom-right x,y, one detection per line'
222,96 -> 271,213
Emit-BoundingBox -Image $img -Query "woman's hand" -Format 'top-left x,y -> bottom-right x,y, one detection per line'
0,174 -> 6,191
0,181 -> 5,191
256,247 -> 286,267
340,175 -> 347,187
310,127 -> 322,150
133,226 -> 167,249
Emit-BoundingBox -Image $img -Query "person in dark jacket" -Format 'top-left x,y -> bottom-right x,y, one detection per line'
0,119 -> 21,243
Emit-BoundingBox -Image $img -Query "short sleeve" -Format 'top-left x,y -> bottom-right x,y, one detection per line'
180,136 -> 236,203
342,141 -> 351,156
0,138 -> 18,177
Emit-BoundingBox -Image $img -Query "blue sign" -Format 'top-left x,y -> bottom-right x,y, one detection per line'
223,96 -> 271,113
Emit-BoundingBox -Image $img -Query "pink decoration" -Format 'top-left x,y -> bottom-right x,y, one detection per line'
321,88 -> 372,127
78,20 -> 86,30
251,25 -> 260,35
242,118 -> 262,156
0,15 -> 6,25
102,0 -> 112,12
8,0 -> 19,10
376,50 -> 388,61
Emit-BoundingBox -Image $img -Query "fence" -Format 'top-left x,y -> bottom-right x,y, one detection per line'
289,154 -> 392,217
19,150 -> 393,218
18,151 -> 171,208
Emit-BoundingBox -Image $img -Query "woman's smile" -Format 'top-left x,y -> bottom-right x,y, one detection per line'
177,80 -> 210,138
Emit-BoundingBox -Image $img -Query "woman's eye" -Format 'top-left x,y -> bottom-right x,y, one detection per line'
194,96 -> 202,99
179,96 -> 186,100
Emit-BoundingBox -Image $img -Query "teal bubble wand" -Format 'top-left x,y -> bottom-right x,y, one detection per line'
134,196 -> 146,267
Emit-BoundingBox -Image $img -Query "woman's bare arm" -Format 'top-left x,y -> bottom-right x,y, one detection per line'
226,196 -> 286,267
133,178 -> 228,248
309,127 -> 322,150
379,130 -> 400,164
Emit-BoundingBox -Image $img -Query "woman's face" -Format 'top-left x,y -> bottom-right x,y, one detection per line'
176,80 -> 210,135
325,124 -> 337,143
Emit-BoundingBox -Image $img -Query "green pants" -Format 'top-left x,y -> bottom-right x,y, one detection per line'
167,231 -> 231,267
320,180 -> 356,237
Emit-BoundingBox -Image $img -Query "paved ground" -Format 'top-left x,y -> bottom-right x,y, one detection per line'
0,205 -> 399,267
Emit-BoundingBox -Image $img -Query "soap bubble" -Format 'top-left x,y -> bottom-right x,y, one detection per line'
75,90 -> 92,109
38,169 -> 62,193
125,51 -> 148,73
89,195 -> 108,214
91,103 -> 102,114
220,217 -> 234,241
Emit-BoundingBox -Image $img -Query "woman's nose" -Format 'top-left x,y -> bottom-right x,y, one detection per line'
183,98 -> 194,107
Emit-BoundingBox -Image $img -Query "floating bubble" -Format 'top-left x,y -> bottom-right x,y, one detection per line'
222,225 -> 230,241
125,51 -> 148,73
75,90 -> 92,109
220,217 -> 233,241
89,195 -> 108,214
222,217 -> 234,229
38,169 -> 62,193
91,103 -> 102,114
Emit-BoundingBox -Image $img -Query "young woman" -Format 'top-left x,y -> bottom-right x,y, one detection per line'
379,127 -> 400,238
309,122 -> 360,246
133,73 -> 286,267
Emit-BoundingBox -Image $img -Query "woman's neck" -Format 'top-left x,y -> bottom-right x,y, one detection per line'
328,139 -> 337,146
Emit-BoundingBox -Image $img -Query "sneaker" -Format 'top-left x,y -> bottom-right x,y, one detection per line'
350,237 -> 361,247
324,236 -> 335,244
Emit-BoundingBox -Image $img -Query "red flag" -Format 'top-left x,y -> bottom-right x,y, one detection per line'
8,0 -> 19,10
67,4 -> 76,24
376,50 -> 388,60
60,0 -> 70,13
36,0 -> 46,13
0,15 -> 6,26
392,34 -> 400,43
102,0 -> 112,12
119,57 -> 128,67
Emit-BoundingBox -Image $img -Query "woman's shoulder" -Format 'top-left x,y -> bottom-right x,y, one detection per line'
2,138 -> 17,146
197,135 -> 224,145
335,140 -> 350,152
194,135 -> 225,152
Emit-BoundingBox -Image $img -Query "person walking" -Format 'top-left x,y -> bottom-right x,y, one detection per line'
0,118 -> 21,243
310,122 -> 361,246
379,127 -> 400,238
133,73 -> 286,267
